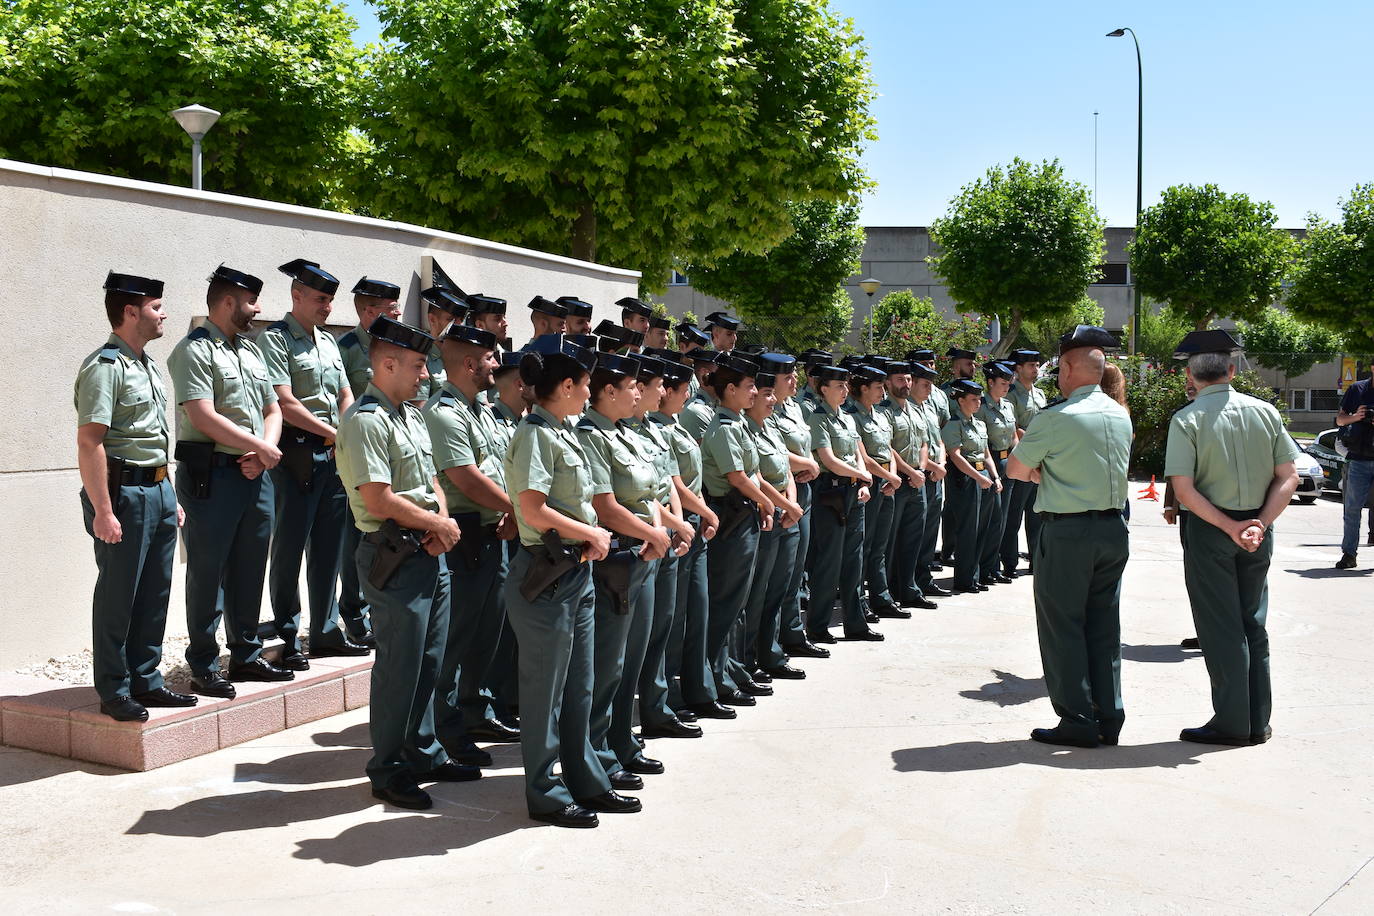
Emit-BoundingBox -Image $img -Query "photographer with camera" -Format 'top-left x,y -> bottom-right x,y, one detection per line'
1336,370 -> 1374,570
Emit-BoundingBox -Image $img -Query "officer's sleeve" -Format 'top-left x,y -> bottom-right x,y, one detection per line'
75,359 -> 117,427
258,329 -> 292,387
342,412 -> 394,486
1010,411 -> 1054,467
806,411 -> 832,452
939,419 -> 962,453
705,423 -> 746,474
171,341 -> 215,403
506,425 -> 550,497
1269,409 -> 1300,466
1162,413 -> 1197,478
680,406 -> 708,442
576,429 -> 616,496
425,405 -> 476,472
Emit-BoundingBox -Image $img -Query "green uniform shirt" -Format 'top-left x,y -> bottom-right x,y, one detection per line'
504,405 -> 598,547
880,396 -> 927,466
258,313 -> 347,426
799,385 -> 822,416
978,395 -> 1018,452
808,399 -> 860,466
415,350 -> 447,403
749,415 -> 791,490
74,334 -> 171,467
576,408 -> 660,524
651,411 -> 702,494
847,401 -> 893,465
490,399 -> 522,456
336,383 -> 439,533
1011,384 -> 1132,514
167,321 -> 277,455
771,397 -> 813,458
423,381 -> 506,524
1164,383 -> 1299,511
701,406 -> 760,498
626,415 -> 678,504
680,388 -> 719,443
1009,378 -> 1049,431
338,325 -> 374,396
916,396 -> 946,464
942,413 -> 989,466
927,385 -> 951,425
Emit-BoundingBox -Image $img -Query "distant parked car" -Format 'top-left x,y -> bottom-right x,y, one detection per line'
1304,429 -> 1345,494
1291,436 -> 1326,504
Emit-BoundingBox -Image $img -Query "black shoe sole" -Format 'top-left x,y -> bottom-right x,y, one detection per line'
371,788 -> 433,810
530,811 -> 599,828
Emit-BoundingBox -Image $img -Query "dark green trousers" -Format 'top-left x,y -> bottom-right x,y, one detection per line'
978,456 -> 1013,579
778,482 -> 812,650
268,452 -> 347,652
591,554 -> 657,772
1032,512 -> 1128,741
1181,512 -> 1273,737
887,480 -> 927,604
436,522 -> 508,748
863,490 -> 897,609
670,515 -> 715,707
946,474 -> 994,589
638,551 -> 679,728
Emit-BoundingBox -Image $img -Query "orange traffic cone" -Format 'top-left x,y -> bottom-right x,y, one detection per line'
1137,475 -> 1160,501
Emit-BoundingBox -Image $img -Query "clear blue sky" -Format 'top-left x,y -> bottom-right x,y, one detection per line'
342,0 -> 1372,229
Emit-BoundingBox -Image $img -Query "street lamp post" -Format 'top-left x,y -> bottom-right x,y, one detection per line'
170,104 -> 221,191
1107,27 -> 1143,354
859,277 -> 882,348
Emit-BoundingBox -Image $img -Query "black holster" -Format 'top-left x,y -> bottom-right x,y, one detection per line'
814,474 -> 853,524
452,512 -> 491,571
519,529 -> 582,601
279,427 -> 325,491
105,456 -> 126,508
365,519 -> 424,590
714,488 -> 756,539
592,547 -> 638,615
174,440 -> 215,500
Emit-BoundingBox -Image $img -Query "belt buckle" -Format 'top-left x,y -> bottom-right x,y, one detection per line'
154,466 -> 168,482
974,461 -> 985,471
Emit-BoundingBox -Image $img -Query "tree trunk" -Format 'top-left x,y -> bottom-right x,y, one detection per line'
990,309 -> 1022,358
1195,311 -> 1215,331
571,202 -> 597,263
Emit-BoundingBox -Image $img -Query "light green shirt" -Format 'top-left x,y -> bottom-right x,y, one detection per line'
680,388 -> 718,443
916,396 -> 945,464
847,401 -> 893,464
770,397 -> 813,458
504,405 -> 598,547
750,414 -> 791,489
927,385 -> 951,426
1009,378 -> 1048,430
167,321 -> 277,455
808,399 -> 860,466
651,411 -> 702,494
1164,383 -> 1299,511
490,399 -> 522,456
73,334 -> 171,467
423,381 -> 506,524
941,413 -> 989,465
416,350 -> 447,403
336,383 -> 439,533
337,325 -> 374,396
880,396 -> 927,466
576,407 -> 660,524
258,313 -> 347,426
977,395 -> 1018,452
701,406 -> 759,498
626,415 -> 678,504
1012,385 -> 1133,514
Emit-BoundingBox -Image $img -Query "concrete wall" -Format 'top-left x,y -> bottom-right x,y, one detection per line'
0,159 -> 639,671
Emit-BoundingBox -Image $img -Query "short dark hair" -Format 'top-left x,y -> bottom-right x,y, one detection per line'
207,278 -> 251,308
104,291 -> 144,329
708,365 -> 748,399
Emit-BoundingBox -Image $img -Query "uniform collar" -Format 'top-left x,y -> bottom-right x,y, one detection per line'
362,383 -> 402,417
716,406 -> 743,421
442,379 -> 480,409
531,404 -> 566,428
1197,383 -> 1232,399
1063,383 -> 1103,404
105,333 -> 140,362
354,324 -> 372,345
648,410 -> 677,426
283,312 -> 314,341
202,319 -> 238,348
584,406 -> 620,431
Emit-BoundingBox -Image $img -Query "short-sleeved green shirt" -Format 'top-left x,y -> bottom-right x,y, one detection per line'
257,313 -> 347,426
1011,384 -> 1133,514
942,413 -> 989,466
337,325 -> 374,396
770,397 -> 813,458
916,396 -> 946,464
576,407 -> 661,524
880,396 -> 927,466
423,381 -> 506,524
415,350 -> 447,404
701,407 -> 760,497
807,399 -> 860,466
626,415 -> 678,504
504,405 -> 598,547
927,385 -> 951,426
798,385 -> 821,417
1009,378 -> 1049,430
749,415 -> 791,489
336,383 -> 439,533
977,395 -> 1018,452
73,334 -> 172,466
680,388 -> 719,443
1164,383 -> 1299,511
490,399 -> 522,455
650,411 -> 702,494
847,402 -> 893,464
167,321 -> 277,455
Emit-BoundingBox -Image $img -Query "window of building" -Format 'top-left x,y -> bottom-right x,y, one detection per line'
1091,263 -> 1129,285
668,270 -> 690,286
1287,389 -> 1309,412
1309,389 -> 1342,413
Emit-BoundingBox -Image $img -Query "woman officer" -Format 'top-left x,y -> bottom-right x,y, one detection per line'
847,364 -> 906,619
502,338 -> 617,829
942,378 -> 1000,594
976,362 -> 1018,586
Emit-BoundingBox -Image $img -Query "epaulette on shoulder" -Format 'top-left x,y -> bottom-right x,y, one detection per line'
97,343 -> 122,363
575,415 -> 597,430
434,389 -> 458,407
187,326 -> 211,342
266,319 -> 290,333
524,411 -> 550,427
338,331 -> 360,349
715,410 -> 736,424
355,395 -> 382,413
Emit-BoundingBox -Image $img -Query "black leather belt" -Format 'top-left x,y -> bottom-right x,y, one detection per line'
1042,508 -> 1122,521
116,465 -> 168,485
364,524 -> 426,545
283,426 -> 334,451
211,452 -> 239,467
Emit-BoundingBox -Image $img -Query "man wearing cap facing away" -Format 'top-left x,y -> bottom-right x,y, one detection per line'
1165,329 -> 1298,747
336,316 -> 479,809
259,260 -> 368,671
1006,326 -> 1132,748
416,288 -> 463,405
169,265 -> 286,698
76,272 -> 194,721
938,347 -> 978,564
676,323 -> 710,397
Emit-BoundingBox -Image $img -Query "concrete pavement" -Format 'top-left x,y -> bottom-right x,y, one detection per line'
2,493 -> 1371,914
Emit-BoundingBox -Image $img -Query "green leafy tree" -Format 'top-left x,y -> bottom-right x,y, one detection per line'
688,197 -> 864,351
1129,183 -> 1295,331
362,0 -> 876,285
929,158 -> 1104,355
1287,183 -> 1374,353
0,0 -> 364,208
1017,295 -> 1104,357
1236,306 -> 1347,381
862,288 -> 926,342
869,298 -> 990,383
1130,304 -> 1196,365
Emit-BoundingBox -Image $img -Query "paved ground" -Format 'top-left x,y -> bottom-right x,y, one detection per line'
3,492 -> 1371,915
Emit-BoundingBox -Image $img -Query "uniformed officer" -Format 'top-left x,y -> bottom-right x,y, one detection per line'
977,360 -> 1018,587
617,297 -> 652,346
1007,326 -> 1132,748
528,296 -> 569,339
419,287 -> 470,401
938,348 -> 978,562
848,364 -> 906,619
259,260 -> 367,671
879,361 -> 936,611
679,350 -> 721,442
76,272 -> 192,721
675,323 -> 710,397
1001,349 -> 1047,576
644,314 -> 672,351
704,311 -> 742,354
1165,329 -> 1299,746
502,338 -> 625,827
467,294 -> 510,348
169,265 -> 284,697
485,349 -> 529,724
556,296 -> 595,337
577,349 -> 673,784
942,378 -> 998,593
807,364 -> 881,643
909,362 -> 951,598
423,322 -> 522,769
335,315 -> 480,809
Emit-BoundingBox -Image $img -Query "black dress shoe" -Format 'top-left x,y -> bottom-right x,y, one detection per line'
786,640 -> 830,659
608,769 -> 644,790
992,573 -> 1014,584
1250,726 -> 1273,745
624,753 -> 664,775
676,708 -> 698,723
928,561 -> 944,571
687,701 -> 737,720
347,630 -> 377,650
1179,726 -> 1250,747
100,695 -> 148,722
751,669 -> 773,684
468,718 -> 521,742
575,790 -> 642,813
951,585 -> 981,595
975,583 -> 989,592
133,687 -> 198,708
641,719 -> 703,739
739,679 -> 773,697
907,597 -> 938,610
1336,553 -> 1357,569
190,672 -> 236,699
807,629 -> 837,644
278,650 -> 310,671
978,576 -> 996,586
372,781 -> 432,810
924,584 -> 952,597
418,761 -> 483,782
1180,637 -> 1201,650
874,605 -> 912,619
864,609 -> 881,623
531,803 -> 599,828
227,658 -> 294,682
1030,727 -> 1098,748
1098,733 -> 1119,747
720,690 -> 756,707
633,733 -> 645,749
446,745 -> 493,768
844,628 -> 885,642
762,664 -> 806,680
309,638 -> 371,658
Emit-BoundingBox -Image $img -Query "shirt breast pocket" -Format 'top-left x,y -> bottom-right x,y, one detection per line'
118,383 -> 151,408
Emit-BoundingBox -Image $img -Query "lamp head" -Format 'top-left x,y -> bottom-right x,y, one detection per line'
1106,28 -> 1127,37
858,278 -> 881,297
171,104 -> 221,140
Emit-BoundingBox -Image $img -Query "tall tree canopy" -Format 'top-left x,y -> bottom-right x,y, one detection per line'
928,158 -> 1104,355
1287,183 -> 1374,354
1237,306 -> 1348,380
362,0 -> 876,285
0,0 -> 363,208
1128,183 -> 1294,331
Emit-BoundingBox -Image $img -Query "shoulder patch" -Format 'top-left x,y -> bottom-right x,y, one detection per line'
355,395 -> 382,413
524,411 -> 550,428
267,320 -> 289,333
338,331 -> 360,349
187,326 -> 211,342
435,389 -> 458,407
97,343 -> 121,363
575,416 -> 596,431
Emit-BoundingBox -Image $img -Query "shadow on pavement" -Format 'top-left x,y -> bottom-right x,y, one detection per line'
1120,644 -> 1199,664
235,748 -> 371,784
892,739 -> 1236,773
1284,567 -> 1374,579
0,747 -> 116,788
957,670 -> 1046,707
294,807 -> 537,866
311,721 -> 369,748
